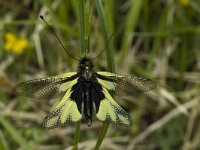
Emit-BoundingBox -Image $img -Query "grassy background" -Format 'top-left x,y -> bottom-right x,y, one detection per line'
1,0 -> 200,150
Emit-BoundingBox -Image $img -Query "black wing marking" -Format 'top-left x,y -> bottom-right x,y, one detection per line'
15,72 -> 79,99
95,72 -> 156,96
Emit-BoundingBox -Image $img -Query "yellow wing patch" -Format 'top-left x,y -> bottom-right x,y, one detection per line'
96,88 -> 132,127
59,78 -> 78,92
60,100 -> 82,123
56,72 -> 77,78
97,78 -> 116,90
51,90 -> 72,111
43,98 -> 82,129
43,86 -> 82,129
97,71 -> 119,77
96,100 -> 117,121
51,78 -> 78,111
45,116 -> 59,129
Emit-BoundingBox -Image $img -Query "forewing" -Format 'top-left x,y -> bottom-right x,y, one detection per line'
96,72 -> 156,96
96,87 -> 132,127
15,72 -> 78,99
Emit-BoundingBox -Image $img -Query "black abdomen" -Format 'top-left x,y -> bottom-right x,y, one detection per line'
70,77 -> 105,126
83,83 -> 93,118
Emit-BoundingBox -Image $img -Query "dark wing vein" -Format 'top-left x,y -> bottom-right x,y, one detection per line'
96,72 -> 156,96
15,73 -> 79,99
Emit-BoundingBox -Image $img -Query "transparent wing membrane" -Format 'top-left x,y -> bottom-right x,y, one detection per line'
15,72 -> 78,99
96,72 -> 156,96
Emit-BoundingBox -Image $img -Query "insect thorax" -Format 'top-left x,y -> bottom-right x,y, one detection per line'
78,57 -> 94,80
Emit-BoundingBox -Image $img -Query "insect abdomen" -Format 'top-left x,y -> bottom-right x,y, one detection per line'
83,83 -> 93,126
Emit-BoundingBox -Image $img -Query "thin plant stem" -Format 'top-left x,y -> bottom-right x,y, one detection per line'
72,0 -> 88,149
85,0 -> 93,54
72,121 -> 81,150
94,123 -> 109,150
79,0 -> 86,57
94,0 -> 115,149
95,0 -> 115,72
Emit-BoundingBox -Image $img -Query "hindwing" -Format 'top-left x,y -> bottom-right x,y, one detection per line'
43,81 -> 82,129
96,87 -> 132,127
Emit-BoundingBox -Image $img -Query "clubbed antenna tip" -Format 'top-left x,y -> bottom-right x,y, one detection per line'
40,15 -> 44,20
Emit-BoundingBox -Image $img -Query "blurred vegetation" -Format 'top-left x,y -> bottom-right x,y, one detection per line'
1,0 -> 200,150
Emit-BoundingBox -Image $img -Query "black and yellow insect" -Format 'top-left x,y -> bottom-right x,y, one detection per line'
16,16 -> 156,129
16,57 -> 156,129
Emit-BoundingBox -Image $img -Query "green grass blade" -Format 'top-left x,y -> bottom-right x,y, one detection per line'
95,0 -> 115,72
72,121 -> 81,150
79,0 -> 86,57
104,0 -> 114,32
0,116 -> 31,150
94,0 -> 115,149
146,5 -> 168,71
71,0 -> 85,149
119,0 -> 143,63
84,0 -> 93,54
0,131 -> 9,150
94,123 -> 109,150
72,0 -> 92,149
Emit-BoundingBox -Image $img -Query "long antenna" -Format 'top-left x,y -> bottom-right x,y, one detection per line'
91,32 -> 115,60
40,15 -> 79,61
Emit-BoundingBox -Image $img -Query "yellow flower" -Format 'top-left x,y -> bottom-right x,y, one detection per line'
4,32 -> 28,54
13,38 -> 28,54
180,0 -> 189,6
4,32 -> 16,52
